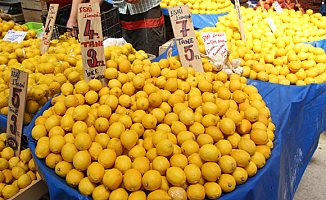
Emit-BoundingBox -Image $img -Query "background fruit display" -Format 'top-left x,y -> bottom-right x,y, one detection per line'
32,43 -> 275,199
196,7 -> 326,85
0,133 -> 40,199
0,36 -> 83,125
160,0 -> 234,14
0,19 -> 36,39
254,0 -> 305,13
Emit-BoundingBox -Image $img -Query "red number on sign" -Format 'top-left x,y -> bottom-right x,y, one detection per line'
84,19 -> 98,39
87,49 -> 98,67
45,19 -> 51,35
12,88 -> 22,108
184,45 -> 194,61
10,114 -> 17,135
176,20 -> 190,37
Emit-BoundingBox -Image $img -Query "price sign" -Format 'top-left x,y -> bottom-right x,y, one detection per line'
40,4 -> 59,55
201,32 -> 228,58
6,68 -> 28,157
267,17 -> 277,33
234,0 -> 246,42
78,3 -> 107,86
273,1 -> 283,14
168,5 -> 204,73
3,30 -> 27,43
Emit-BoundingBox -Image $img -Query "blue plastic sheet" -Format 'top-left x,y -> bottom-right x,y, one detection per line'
161,7 -> 229,29
24,78 -> 326,200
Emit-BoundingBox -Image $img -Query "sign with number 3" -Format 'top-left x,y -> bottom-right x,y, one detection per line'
78,3 -> 107,86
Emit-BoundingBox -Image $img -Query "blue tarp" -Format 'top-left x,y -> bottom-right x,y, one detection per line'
24,77 -> 326,200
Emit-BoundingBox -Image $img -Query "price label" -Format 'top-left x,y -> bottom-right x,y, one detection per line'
273,1 -> 283,14
3,30 -> 27,43
6,68 -> 28,157
234,0 -> 246,42
267,17 -> 277,33
78,3 -> 107,86
40,4 -> 59,55
201,32 -> 228,58
168,5 -> 204,73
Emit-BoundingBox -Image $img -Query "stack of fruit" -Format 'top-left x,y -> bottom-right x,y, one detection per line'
0,133 -> 40,199
32,43 -> 275,199
196,7 -> 326,85
160,0 -> 234,14
0,19 -> 37,40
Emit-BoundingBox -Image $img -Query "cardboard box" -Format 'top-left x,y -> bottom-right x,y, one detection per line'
21,0 -> 47,11
12,13 -> 25,23
159,38 -> 174,56
22,9 -> 47,23
9,179 -> 48,200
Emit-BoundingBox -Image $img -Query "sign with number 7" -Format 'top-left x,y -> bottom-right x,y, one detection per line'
78,3 -> 108,86
168,5 -> 204,73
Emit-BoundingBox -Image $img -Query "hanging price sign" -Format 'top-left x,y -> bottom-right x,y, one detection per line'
273,1 -> 284,14
267,17 -> 277,33
168,5 -> 204,73
234,0 -> 246,42
6,68 -> 28,157
78,3 -> 107,86
40,4 -> 59,54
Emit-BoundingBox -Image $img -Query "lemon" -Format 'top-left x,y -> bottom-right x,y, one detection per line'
32,125 -> 47,140
87,162 -> 104,183
256,145 -> 272,159
244,161 -> 258,178
132,156 -> 150,175
17,174 -> 32,189
61,143 -> 78,162
201,162 -> 221,182
109,188 -> 129,200
218,174 -> 236,193
156,139 -> 173,157
73,150 -> 91,171
11,166 -> 26,179
79,177 -> 97,196
2,185 -> 19,199
55,161 -> 73,178
103,168 -> 123,190
92,185 -> 111,200
166,166 -> 186,186
49,135 -> 66,153
187,184 -> 206,200
152,156 -> 170,175
142,114 -> 157,129
168,187 -> 187,200
251,151 -> 266,169
123,168 -> 142,192
219,118 -> 236,135
204,182 -> 222,199
115,155 -> 132,174
184,164 -> 201,184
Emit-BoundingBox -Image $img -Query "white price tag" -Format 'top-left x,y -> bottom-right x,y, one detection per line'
273,1 -> 283,14
201,32 -> 228,58
267,17 -> 277,33
3,30 -> 27,43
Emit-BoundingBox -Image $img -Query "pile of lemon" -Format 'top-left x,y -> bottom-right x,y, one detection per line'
196,8 -> 326,85
0,19 -> 37,40
0,133 -> 40,199
160,0 -> 233,14
32,51 -> 275,199
0,36 -> 84,124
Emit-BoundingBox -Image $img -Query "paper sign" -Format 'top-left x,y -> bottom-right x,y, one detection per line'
78,3 -> 108,86
273,1 -> 283,14
201,32 -> 228,58
40,4 -> 59,54
6,68 -> 28,157
3,30 -> 27,43
234,0 -> 246,42
168,5 -> 204,74
267,17 -> 277,33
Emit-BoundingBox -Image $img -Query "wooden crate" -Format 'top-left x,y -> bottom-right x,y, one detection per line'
9,179 -> 49,200
21,0 -> 47,23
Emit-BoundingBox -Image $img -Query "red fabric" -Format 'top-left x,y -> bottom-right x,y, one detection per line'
49,0 -> 72,8
121,15 -> 164,30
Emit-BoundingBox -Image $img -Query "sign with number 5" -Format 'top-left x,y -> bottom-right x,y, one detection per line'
6,68 -> 28,157
78,3 -> 107,86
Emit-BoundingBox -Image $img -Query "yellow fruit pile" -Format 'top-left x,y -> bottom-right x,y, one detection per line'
0,133 -> 41,199
160,0 -> 233,14
0,36 -> 83,124
196,7 -> 326,85
32,52 -> 275,199
0,19 -> 37,40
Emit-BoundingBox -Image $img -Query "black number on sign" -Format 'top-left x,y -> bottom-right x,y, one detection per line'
45,19 -> 51,35
184,45 -> 194,61
84,20 -> 98,39
10,114 -> 17,135
87,49 -> 98,67
176,20 -> 190,37
12,88 -> 22,108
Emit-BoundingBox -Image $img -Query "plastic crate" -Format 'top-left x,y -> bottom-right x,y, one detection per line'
41,4 -> 122,39
22,22 -> 43,37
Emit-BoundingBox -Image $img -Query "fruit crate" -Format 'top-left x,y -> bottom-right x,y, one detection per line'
22,22 -> 44,37
41,4 -> 122,40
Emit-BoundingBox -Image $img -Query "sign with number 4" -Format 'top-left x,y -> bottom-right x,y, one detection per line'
40,4 -> 59,54
78,3 -> 107,86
